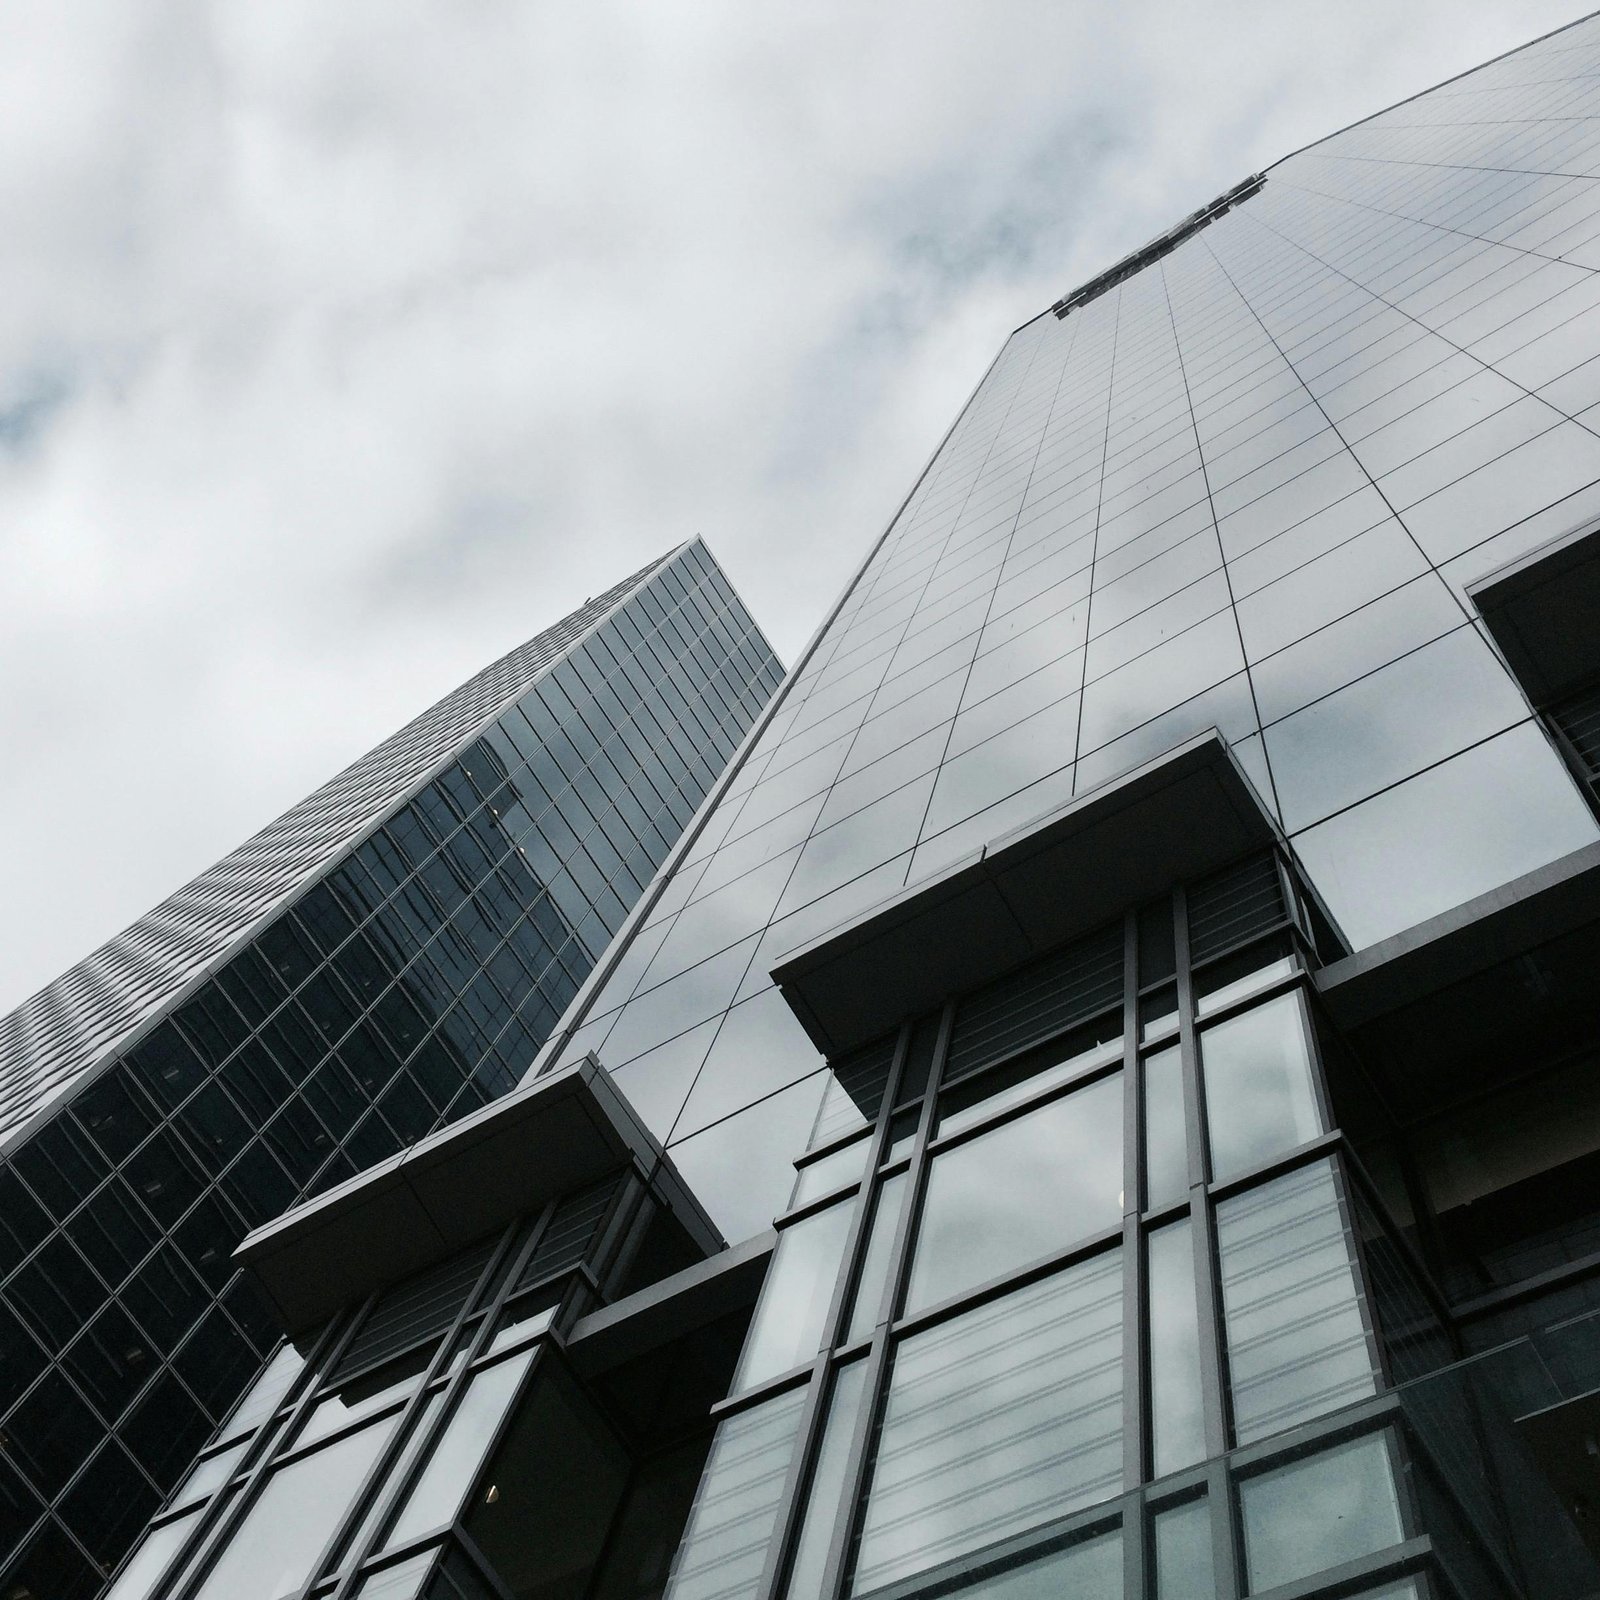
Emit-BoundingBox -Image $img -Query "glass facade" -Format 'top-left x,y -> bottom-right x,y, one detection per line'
544,12 -> 1600,1248
89,13 -> 1600,1600
0,541 -> 781,1598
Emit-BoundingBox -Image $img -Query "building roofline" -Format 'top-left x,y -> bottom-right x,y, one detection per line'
1010,6 -> 1600,339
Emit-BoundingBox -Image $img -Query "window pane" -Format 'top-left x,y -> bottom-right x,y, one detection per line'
194,1416 -> 402,1600
1218,1160 -> 1377,1443
170,1438 -> 250,1510
664,1384 -> 808,1600
344,1390 -> 447,1562
930,1527 -> 1121,1598
1148,1219 -> 1206,1476
734,1199 -> 854,1392
1201,993 -> 1321,1181
847,1172 -> 908,1343
220,1343 -> 305,1441
1154,1495 -> 1214,1600
386,1350 -> 534,1547
103,1509 -> 200,1600
938,1027 -> 1122,1139
782,1360 -> 868,1600
1144,1045 -> 1186,1210
790,1137 -> 869,1210
352,1549 -> 436,1599
1240,1435 -> 1402,1592
908,1073 -> 1123,1313
854,1249 -> 1122,1593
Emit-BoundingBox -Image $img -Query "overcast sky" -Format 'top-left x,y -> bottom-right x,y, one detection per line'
1,2 -> 1592,1015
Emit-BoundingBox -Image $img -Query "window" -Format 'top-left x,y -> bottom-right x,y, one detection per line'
1217,1161 -> 1377,1443
1239,1434 -> 1403,1592
733,1198 -> 854,1392
1201,992 -> 1321,1181
854,1250 -> 1122,1593
908,1072 -> 1123,1313
193,1415 -> 402,1600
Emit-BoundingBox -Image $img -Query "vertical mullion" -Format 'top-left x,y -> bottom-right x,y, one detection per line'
1207,1455 -> 1242,1600
1175,886 -> 1230,1463
166,1297 -> 377,1600
1123,1492 -> 1149,1600
313,1215 -> 529,1600
813,1002 -> 954,1600
754,1024 -> 911,1600
1121,911 -> 1146,1494
150,1313 -> 351,1600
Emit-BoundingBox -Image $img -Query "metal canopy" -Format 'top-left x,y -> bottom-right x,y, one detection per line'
771,731 -> 1281,1059
235,1055 -> 720,1332
1470,516 -> 1600,704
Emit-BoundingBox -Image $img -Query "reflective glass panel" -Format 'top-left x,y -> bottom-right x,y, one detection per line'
924,1527 -> 1122,1599
386,1350 -> 534,1547
1201,993 -> 1321,1181
1148,1219 -> 1206,1476
908,1073 -> 1123,1312
1217,1160 -> 1377,1442
853,1249 -> 1122,1593
1239,1434 -> 1402,1592
169,1438 -> 250,1510
938,1028 -> 1123,1139
790,1136 -> 870,1210
194,1415 -> 402,1600
847,1171 -> 908,1342
298,1350 -> 429,1449
734,1198 -> 854,1392
1143,1045 -> 1187,1211
103,1509 -> 200,1600
1154,1495 -> 1214,1600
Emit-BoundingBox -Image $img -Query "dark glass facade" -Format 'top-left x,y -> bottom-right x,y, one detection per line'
97,13 -> 1600,1600
0,540 -> 781,1598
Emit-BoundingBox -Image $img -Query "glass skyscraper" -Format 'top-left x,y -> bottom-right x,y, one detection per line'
72,12 -> 1600,1600
0,541 -> 781,1599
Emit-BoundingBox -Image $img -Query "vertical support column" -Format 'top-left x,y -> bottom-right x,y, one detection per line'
1174,886 -> 1230,1465
1121,910 -> 1147,1494
812,1003 -> 954,1600
754,1025 -> 912,1600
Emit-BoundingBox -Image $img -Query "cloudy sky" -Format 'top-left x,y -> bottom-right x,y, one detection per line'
1,1 -> 1592,1014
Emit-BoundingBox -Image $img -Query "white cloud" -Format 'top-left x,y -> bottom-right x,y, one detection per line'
0,0 -> 1590,1010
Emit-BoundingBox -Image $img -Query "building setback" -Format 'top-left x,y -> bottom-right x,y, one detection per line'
86,12 -> 1600,1600
0,540 -> 781,1598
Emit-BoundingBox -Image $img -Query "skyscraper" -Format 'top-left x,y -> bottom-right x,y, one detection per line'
0,541 -> 781,1598
83,11 -> 1600,1600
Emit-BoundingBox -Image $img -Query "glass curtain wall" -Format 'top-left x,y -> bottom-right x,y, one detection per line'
541,17 -> 1600,1259
662,853 -> 1449,1600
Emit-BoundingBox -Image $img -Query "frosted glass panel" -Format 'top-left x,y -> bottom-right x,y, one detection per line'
854,1249 -> 1122,1593
665,1385 -> 807,1600
1218,1160 -> 1376,1442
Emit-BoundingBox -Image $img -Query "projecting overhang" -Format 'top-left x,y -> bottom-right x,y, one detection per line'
235,1055 -> 721,1333
1316,839 -> 1600,1032
1469,517 -> 1600,703
771,730 -> 1281,1058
